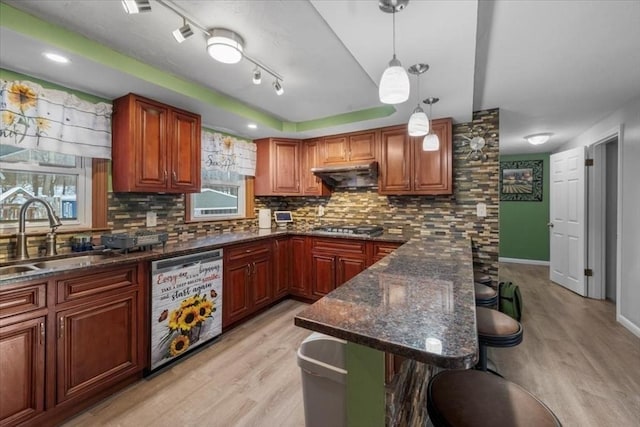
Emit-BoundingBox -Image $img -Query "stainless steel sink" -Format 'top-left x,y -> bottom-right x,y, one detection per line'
30,254 -> 116,269
0,264 -> 40,275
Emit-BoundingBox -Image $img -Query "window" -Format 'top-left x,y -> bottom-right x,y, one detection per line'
0,146 -> 92,230
189,177 -> 246,221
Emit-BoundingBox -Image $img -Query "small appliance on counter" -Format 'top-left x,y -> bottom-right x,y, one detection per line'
274,211 -> 293,228
259,208 -> 272,229
101,230 -> 168,252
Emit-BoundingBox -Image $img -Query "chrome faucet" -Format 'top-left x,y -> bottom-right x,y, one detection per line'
16,197 -> 63,260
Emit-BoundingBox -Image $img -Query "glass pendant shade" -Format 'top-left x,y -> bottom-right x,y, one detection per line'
422,133 -> 440,151
408,106 -> 429,136
379,57 -> 410,104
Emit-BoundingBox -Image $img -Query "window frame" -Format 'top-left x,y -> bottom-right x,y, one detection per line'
185,176 -> 255,223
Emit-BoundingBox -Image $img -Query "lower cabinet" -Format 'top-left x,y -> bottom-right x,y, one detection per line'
289,236 -> 311,298
370,242 -> 403,265
311,253 -> 336,298
310,238 -> 368,299
272,237 -> 290,299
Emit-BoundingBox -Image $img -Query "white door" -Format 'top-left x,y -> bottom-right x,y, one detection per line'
549,147 -> 587,296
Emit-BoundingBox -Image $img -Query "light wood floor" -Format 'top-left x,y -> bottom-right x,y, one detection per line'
63,263 -> 640,427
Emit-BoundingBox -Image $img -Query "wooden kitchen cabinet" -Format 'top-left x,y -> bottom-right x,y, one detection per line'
0,316 -> 45,427
311,252 -> 337,298
379,119 -> 452,195
223,241 -> 273,327
289,236 -> 311,298
272,237 -> 290,299
301,138 -> 331,196
370,241 -> 402,265
310,238 -> 368,299
254,138 -> 302,196
320,130 -> 378,165
111,93 -> 201,193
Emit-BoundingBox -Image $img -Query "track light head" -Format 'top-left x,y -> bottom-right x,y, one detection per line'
253,68 -> 262,85
173,20 -> 194,43
273,79 -> 284,96
121,0 -> 151,14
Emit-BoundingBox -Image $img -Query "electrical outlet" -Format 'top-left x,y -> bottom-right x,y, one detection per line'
476,203 -> 487,218
318,205 -> 325,217
146,211 -> 157,227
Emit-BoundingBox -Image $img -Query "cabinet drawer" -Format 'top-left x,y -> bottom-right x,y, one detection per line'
226,242 -> 271,264
372,242 -> 401,258
56,266 -> 138,304
312,238 -> 366,255
0,283 -> 47,319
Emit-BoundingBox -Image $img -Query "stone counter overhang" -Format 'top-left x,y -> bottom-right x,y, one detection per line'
294,236 -> 478,369
0,228 -> 407,285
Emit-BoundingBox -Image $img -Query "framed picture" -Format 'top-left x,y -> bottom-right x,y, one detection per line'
500,160 -> 543,201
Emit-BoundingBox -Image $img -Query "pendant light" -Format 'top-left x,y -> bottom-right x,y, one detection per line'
378,0 -> 410,105
422,97 -> 440,151
407,63 -> 430,136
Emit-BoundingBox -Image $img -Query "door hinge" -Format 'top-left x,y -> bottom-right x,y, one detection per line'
584,268 -> 593,277
585,159 -> 594,166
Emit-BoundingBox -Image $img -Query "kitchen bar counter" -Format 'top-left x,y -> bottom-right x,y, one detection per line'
294,235 -> 478,369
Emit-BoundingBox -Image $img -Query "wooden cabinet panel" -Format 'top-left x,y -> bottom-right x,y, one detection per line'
321,131 -> 377,165
379,126 -> 411,193
322,136 -> 348,164
370,242 -> 402,265
348,131 -> 377,162
112,93 -> 201,193
311,253 -> 336,298
289,237 -> 310,297
254,138 -> 302,196
302,139 -> 330,196
0,317 -> 45,426
312,238 -> 367,255
251,257 -> 273,310
56,291 -> 139,404
223,263 -> 252,327
272,238 -> 290,299
0,283 -> 46,319
56,266 -> 137,304
337,256 -> 367,286
413,119 -> 452,194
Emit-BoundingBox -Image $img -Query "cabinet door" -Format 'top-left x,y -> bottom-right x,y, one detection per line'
311,253 -> 336,298
336,256 -> 367,287
170,110 -> 201,193
272,238 -> 290,299
370,242 -> 402,265
322,136 -> 348,164
413,119 -> 452,194
290,237 -> 310,297
348,131 -> 377,162
302,139 -> 330,196
273,140 -> 301,194
0,317 -> 45,426
379,126 -> 411,194
133,98 -> 169,191
223,263 -> 252,327
56,291 -> 139,405
251,256 -> 273,310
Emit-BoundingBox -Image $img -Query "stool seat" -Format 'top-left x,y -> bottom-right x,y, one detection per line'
427,369 -> 562,427
476,307 -> 523,371
475,282 -> 498,308
475,275 -> 493,287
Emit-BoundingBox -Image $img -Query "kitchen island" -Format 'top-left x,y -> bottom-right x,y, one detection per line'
294,235 -> 478,426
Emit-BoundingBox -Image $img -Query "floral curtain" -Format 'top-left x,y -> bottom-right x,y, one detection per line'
0,80 -> 112,159
200,129 -> 256,185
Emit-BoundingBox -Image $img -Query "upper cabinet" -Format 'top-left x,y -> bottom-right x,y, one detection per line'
301,138 -> 331,196
320,130 -> 378,165
111,93 -> 201,193
255,138 -> 302,196
379,118 -> 452,195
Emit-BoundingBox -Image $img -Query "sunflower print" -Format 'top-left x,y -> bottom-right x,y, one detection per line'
35,117 -> 50,131
169,335 -> 190,356
168,308 -> 181,330
178,305 -> 200,331
8,83 -> 38,110
2,111 -> 15,126
180,295 -> 198,309
197,299 -> 214,321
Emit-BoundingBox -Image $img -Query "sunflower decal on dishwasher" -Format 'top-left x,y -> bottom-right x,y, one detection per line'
159,294 -> 216,358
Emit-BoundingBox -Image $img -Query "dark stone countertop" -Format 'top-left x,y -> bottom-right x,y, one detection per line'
294,235 -> 478,369
0,228 -> 408,285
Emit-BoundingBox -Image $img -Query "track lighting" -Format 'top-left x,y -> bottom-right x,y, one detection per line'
173,19 -> 193,43
207,28 -> 244,64
121,0 -> 151,14
273,79 -> 284,96
253,67 -> 262,85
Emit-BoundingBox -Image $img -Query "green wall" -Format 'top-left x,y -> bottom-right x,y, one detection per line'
499,153 -> 550,261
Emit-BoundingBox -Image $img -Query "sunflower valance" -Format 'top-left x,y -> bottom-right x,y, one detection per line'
0,80 -> 113,159
200,129 -> 256,184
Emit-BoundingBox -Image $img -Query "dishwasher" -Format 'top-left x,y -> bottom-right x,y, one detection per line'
150,249 -> 223,371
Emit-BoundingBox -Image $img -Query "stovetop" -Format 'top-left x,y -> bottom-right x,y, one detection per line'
312,224 -> 384,237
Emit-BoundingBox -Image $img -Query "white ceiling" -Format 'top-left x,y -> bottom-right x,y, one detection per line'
1,0 -> 639,154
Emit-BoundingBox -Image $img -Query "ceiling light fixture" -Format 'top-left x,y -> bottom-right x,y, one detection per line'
525,133 -> 552,145
273,79 -> 284,96
252,67 -> 262,85
207,28 -> 244,64
43,52 -> 70,64
407,63 -> 430,136
422,97 -> 440,151
173,18 -> 194,43
247,123 -> 257,129
121,0 -> 151,14
378,0 -> 410,105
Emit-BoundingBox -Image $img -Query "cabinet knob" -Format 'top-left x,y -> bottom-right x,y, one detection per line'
40,322 -> 45,345
58,317 -> 64,339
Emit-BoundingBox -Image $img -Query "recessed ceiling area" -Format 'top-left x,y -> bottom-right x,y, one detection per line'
1,0 -> 639,153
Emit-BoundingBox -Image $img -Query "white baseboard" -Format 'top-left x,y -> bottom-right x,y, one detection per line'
618,314 -> 640,338
499,257 -> 550,266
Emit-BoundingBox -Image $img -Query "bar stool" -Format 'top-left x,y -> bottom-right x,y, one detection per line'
474,282 -> 498,308
427,369 -> 562,427
475,274 -> 494,288
476,306 -> 523,373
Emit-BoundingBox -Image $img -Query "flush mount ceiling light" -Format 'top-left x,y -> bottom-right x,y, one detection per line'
173,18 -> 194,43
273,79 -> 284,96
422,97 -> 440,151
407,63 -> 430,136
378,0 -> 410,104
207,28 -> 244,64
121,0 -> 151,14
247,123 -> 257,129
525,133 -> 552,145
43,52 -> 70,64
252,67 -> 262,85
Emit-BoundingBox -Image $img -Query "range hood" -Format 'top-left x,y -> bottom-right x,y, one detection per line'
311,161 -> 378,188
